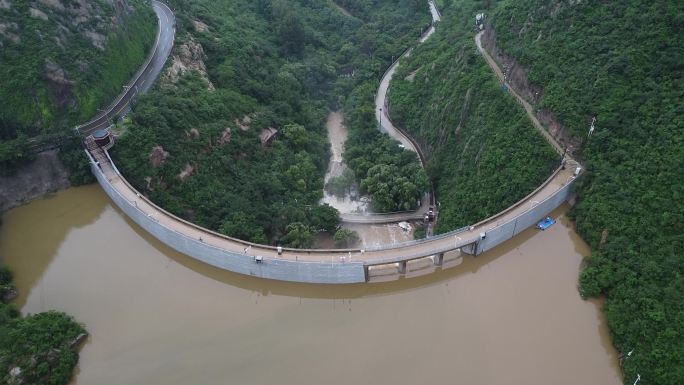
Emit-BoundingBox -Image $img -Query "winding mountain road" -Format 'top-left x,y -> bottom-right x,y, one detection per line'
86,1 -> 578,283
341,0 -> 441,224
375,1 -> 440,165
77,1 -> 175,135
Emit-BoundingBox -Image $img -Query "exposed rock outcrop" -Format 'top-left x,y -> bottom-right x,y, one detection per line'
259,127 -> 279,146
45,60 -> 76,111
162,36 -> 215,90
178,163 -> 195,181
218,127 -> 232,146
29,7 -> 48,20
481,27 -> 580,153
45,60 -> 72,85
84,29 -> 106,50
0,21 -> 20,44
192,19 -> 208,33
39,0 -> 64,12
235,115 -> 252,131
69,333 -> 88,350
0,150 -> 71,212
186,128 -> 200,139
149,146 -> 169,166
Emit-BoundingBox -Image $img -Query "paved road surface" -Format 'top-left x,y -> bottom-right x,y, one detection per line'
88,2 -> 578,268
78,1 -> 175,135
345,0 -> 442,224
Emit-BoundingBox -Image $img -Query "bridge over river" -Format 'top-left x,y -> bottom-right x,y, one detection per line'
83,1 -> 581,283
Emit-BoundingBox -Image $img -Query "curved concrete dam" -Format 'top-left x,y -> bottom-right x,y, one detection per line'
83,0 -> 581,284
0,185 -> 622,385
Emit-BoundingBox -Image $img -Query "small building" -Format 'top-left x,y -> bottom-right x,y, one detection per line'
92,128 -> 114,149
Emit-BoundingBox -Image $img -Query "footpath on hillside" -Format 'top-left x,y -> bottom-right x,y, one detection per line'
475,32 -> 570,159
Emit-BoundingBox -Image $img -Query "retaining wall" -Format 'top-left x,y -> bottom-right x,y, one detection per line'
91,148 -> 575,283
90,160 -> 366,284
474,182 -> 574,255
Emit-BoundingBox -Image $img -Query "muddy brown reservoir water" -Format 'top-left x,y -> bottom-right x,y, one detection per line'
0,185 -> 622,385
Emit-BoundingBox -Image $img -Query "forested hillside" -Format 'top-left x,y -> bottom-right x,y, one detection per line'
113,0 -> 430,246
390,0 -> 682,383
0,0 -> 156,172
388,0 -> 558,231
490,1 -> 683,384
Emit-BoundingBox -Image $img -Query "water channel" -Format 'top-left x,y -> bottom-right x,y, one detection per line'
0,185 -> 622,385
320,111 -> 415,248
321,111 -> 367,215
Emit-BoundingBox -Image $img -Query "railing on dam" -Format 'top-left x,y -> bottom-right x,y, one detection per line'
82,0 -> 580,284
87,150 -> 367,284
467,177 -> 575,256
87,142 -> 578,284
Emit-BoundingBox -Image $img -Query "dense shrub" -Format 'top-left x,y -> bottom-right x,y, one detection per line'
114,0 -> 432,244
0,263 -> 86,385
388,0 -> 557,231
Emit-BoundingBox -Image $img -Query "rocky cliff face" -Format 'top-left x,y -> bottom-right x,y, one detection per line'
161,35 -> 215,90
0,150 -> 70,212
481,27 -> 580,154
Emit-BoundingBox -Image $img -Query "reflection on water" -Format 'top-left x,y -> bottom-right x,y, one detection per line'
0,184 -> 108,308
0,186 -> 622,385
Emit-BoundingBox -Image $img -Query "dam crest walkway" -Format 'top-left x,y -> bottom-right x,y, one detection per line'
83,1 -> 580,283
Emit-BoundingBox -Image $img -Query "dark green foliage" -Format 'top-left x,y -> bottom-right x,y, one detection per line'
388,0 -> 557,231
0,263 -> 85,385
220,212 -> 268,244
0,0 -> 155,134
282,222 -> 314,248
310,204 -> 341,233
361,163 -> 427,212
0,265 -> 11,284
491,1 -> 683,383
325,168 -> 356,197
114,0 -> 431,244
0,137 -> 32,176
335,0 -> 433,213
112,74 -> 332,243
333,228 -> 360,248
58,133 -> 96,186
413,224 -> 427,239
0,0 -> 156,174
343,83 -> 430,212
0,264 -> 14,301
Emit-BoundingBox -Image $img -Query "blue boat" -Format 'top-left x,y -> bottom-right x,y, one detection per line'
536,216 -> 556,230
